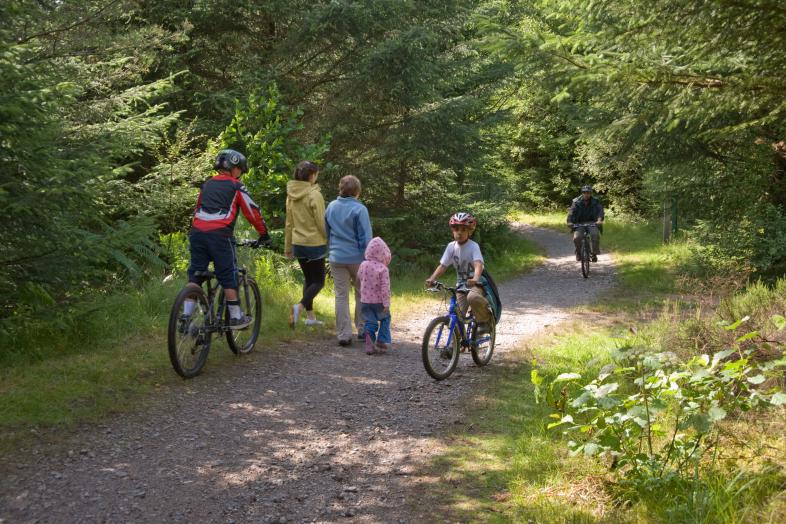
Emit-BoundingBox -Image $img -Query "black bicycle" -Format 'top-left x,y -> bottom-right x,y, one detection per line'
421,281 -> 496,380
167,239 -> 263,378
572,223 -> 597,279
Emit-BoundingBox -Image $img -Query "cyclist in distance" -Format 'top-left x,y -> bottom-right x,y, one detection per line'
566,185 -> 604,262
183,149 -> 271,329
425,212 -> 494,334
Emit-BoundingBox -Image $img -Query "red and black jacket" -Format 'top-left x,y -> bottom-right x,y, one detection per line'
190,174 -> 268,237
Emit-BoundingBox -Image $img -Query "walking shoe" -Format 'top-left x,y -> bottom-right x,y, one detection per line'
289,303 -> 301,329
338,338 -> 352,347
575,253 -> 581,261
229,314 -> 252,330
304,318 -> 324,327
376,341 -> 389,351
365,333 -> 375,355
178,314 -> 191,335
591,254 -> 598,262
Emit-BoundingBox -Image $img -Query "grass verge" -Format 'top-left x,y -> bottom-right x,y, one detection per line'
424,317 -> 785,523
421,324 -> 629,523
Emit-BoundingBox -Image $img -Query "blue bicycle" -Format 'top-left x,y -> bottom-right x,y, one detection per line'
422,281 -> 496,380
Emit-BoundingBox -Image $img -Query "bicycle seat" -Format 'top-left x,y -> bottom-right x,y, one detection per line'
193,270 -> 215,278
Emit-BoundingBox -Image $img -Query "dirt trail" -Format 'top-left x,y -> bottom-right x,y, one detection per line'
0,224 -> 615,523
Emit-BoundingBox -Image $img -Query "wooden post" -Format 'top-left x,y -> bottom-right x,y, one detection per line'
663,199 -> 672,244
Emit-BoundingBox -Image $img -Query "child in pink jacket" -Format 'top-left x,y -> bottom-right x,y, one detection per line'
358,237 -> 392,355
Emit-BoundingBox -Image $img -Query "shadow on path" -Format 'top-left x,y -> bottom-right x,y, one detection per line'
0,224 -> 616,523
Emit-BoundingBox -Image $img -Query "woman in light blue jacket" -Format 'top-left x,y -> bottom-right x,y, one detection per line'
325,175 -> 372,346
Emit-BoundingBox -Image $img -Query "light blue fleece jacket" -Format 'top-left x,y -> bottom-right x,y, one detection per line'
325,196 -> 373,264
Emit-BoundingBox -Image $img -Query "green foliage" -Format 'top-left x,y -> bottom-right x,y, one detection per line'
541,317 -> 786,507
481,0 -> 786,274
0,8 -> 175,321
218,84 -> 332,224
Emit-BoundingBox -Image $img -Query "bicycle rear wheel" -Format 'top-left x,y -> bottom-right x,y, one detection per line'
422,316 -> 460,380
581,237 -> 590,278
471,321 -> 496,367
226,276 -> 262,354
168,285 -> 212,378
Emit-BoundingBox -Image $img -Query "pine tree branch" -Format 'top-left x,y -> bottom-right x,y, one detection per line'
16,0 -> 124,45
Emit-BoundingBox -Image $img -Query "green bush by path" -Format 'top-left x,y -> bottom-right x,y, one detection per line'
420,327 -> 628,522
426,318 -> 785,523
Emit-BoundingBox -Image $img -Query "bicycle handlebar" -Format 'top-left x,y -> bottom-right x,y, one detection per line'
570,223 -> 598,231
426,281 -> 469,294
233,239 -> 270,249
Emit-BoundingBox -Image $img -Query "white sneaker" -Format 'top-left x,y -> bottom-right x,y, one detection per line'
304,318 -> 324,326
289,303 -> 301,329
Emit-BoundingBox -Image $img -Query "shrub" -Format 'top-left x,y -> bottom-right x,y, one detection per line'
537,317 -> 786,505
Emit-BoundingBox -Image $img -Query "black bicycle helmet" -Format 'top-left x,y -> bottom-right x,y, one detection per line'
581,185 -> 593,193
214,149 -> 248,173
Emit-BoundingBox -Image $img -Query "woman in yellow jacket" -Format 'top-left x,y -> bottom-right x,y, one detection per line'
285,161 -> 327,327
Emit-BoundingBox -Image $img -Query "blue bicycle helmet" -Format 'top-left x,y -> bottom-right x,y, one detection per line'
214,149 -> 248,173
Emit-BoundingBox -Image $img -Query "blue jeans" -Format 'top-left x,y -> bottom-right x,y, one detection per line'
361,303 -> 391,344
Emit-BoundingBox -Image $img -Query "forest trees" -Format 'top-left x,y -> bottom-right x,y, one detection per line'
5,0 -> 786,324
481,0 -> 786,274
1,0 -> 513,322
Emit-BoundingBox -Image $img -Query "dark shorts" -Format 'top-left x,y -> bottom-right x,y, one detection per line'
292,244 -> 327,261
187,232 -> 238,290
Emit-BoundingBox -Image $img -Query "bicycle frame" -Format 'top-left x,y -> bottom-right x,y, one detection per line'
433,288 -> 490,349
201,275 -> 246,335
199,242 -> 256,335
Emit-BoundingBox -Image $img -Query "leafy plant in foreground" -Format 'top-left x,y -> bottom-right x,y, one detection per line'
538,316 -> 786,495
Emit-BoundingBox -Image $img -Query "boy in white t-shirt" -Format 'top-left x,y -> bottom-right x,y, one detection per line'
425,212 -> 493,330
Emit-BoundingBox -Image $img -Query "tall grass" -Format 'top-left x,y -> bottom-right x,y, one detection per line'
425,320 -> 785,523
421,327 -> 629,522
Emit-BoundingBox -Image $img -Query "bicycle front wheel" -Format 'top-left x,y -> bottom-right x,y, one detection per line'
471,321 -> 496,367
168,285 -> 212,378
581,238 -> 590,279
226,276 -> 262,354
422,316 -> 460,380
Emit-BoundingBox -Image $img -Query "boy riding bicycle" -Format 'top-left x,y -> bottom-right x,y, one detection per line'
425,212 -> 493,333
183,149 -> 271,329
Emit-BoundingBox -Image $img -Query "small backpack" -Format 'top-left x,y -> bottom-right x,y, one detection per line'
480,268 -> 502,324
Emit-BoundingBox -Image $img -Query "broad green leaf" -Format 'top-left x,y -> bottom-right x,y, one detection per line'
547,414 -> 574,429
708,406 -> 727,422
594,382 -> 619,398
553,372 -> 582,383
723,316 -> 750,331
736,331 -> 759,343
770,392 -> 786,406
583,442 -> 601,456
771,315 -> 786,330
747,374 -> 766,385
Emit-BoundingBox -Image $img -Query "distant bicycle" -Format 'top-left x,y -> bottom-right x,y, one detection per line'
421,281 -> 496,380
572,223 -> 597,278
167,239 -> 263,378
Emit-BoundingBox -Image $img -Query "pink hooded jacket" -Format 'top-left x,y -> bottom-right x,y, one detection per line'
358,237 -> 391,308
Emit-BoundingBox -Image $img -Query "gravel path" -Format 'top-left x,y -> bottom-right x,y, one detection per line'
0,224 -> 615,523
